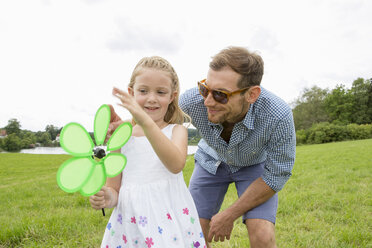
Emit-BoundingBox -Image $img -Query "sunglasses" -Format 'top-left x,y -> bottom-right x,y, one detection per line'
197,79 -> 250,104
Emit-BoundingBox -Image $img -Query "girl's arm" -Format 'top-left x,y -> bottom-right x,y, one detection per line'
89,149 -> 122,209
142,122 -> 188,174
104,169 -> 122,208
113,87 -> 188,174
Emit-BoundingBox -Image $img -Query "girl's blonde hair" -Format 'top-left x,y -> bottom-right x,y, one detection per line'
129,56 -> 190,125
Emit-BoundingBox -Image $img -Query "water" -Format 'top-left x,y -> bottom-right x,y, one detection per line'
19,146 -> 198,155
20,147 -> 67,154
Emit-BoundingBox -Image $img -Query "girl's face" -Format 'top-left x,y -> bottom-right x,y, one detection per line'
130,69 -> 176,125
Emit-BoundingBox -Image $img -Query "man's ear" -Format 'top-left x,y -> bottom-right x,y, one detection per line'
245,86 -> 261,104
128,87 -> 134,96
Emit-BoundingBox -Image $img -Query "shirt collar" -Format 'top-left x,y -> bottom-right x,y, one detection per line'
243,103 -> 255,130
207,120 -> 222,128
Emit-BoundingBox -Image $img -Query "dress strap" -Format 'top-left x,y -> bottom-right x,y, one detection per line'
163,124 -> 177,139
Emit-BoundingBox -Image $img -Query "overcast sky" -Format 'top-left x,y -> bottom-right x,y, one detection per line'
1,0 -> 371,132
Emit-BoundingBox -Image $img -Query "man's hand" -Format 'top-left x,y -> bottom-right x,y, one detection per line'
106,104 -> 123,142
207,210 -> 235,242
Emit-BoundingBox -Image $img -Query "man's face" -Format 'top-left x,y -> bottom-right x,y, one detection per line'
203,67 -> 250,125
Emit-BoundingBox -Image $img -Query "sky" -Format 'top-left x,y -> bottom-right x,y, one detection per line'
1,0 -> 371,132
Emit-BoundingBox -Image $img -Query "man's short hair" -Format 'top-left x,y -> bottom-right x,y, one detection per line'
210,46 -> 264,88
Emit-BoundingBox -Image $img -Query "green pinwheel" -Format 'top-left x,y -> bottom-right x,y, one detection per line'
57,104 -> 132,196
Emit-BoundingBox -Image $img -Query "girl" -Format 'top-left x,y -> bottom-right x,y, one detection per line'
90,56 -> 206,248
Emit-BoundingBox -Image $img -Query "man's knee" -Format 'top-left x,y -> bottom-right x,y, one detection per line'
246,219 -> 276,248
249,231 -> 276,248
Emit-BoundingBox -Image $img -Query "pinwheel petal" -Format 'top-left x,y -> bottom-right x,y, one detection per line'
60,123 -> 94,156
94,104 -> 111,146
56,157 -> 95,193
103,153 -> 127,177
80,162 -> 106,196
106,122 -> 132,151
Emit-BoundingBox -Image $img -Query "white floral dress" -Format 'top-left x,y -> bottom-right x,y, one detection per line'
101,124 -> 206,248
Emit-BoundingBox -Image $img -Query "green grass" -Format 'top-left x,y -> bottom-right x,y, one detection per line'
1,139 -> 371,247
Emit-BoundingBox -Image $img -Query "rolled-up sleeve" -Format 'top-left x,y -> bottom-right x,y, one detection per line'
262,112 -> 296,192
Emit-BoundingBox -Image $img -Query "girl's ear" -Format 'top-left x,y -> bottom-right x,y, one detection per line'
170,91 -> 177,103
245,86 -> 261,104
128,87 -> 134,96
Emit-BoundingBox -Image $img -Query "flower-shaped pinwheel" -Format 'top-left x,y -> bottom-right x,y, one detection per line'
57,104 -> 132,196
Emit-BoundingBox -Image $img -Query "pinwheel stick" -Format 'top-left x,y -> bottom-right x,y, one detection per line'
92,149 -> 107,217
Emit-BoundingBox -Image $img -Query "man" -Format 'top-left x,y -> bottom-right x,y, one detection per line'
179,46 -> 296,247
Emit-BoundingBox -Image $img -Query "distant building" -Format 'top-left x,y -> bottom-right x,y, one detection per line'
55,133 -> 60,142
0,129 -> 7,138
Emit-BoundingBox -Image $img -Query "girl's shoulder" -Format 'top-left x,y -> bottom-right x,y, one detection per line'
168,123 -> 186,131
170,124 -> 187,138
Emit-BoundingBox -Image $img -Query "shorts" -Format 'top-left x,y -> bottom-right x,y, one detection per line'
189,160 -> 278,224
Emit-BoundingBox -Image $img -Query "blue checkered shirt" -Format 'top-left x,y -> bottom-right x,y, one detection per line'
180,87 -> 296,192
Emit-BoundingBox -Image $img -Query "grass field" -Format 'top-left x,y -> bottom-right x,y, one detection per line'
0,139 -> 371,247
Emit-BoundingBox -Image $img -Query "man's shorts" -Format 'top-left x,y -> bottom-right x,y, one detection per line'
189,160 -> 278,224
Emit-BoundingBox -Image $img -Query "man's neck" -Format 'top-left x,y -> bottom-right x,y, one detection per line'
221,122 -> 235,143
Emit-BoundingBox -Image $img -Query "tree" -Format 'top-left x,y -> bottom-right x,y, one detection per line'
349,78 -> 372,124
45,125 -> 60,141
324,84 -> 353,124
188,128 -> 201,145
368,78 -> 372,122
292,86 -> 329,130
39,132 -> 52,146
3,133 -> 22,151
21,137 -> 33,149
19,130 -> 37,148
5,118 -> 21,135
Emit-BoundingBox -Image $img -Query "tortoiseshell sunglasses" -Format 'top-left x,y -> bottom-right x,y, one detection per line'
197,79 -> 250,104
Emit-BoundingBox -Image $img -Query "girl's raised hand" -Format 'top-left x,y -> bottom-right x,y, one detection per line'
112,87 -> 134,109
112,87 -> 149,127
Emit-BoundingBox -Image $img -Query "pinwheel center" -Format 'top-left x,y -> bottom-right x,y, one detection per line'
93,147 -> 106,159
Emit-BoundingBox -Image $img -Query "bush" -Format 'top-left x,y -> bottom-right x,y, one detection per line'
347,124 -> 372,140
306,122 -> 334,144
296,122 -> 372,145
295,129 -> 308,145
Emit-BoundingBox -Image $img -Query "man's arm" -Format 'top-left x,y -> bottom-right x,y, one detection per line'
208,112 -> 296,242
207,177 -> 275,242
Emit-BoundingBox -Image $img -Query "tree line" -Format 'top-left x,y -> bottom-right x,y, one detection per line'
0,118 -> 203,152
0,119 -> 62,152
1,77 -> 371,151
292,77 -> 372,144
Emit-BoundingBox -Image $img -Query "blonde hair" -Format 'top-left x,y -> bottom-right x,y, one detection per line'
129,56 -> 191,125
